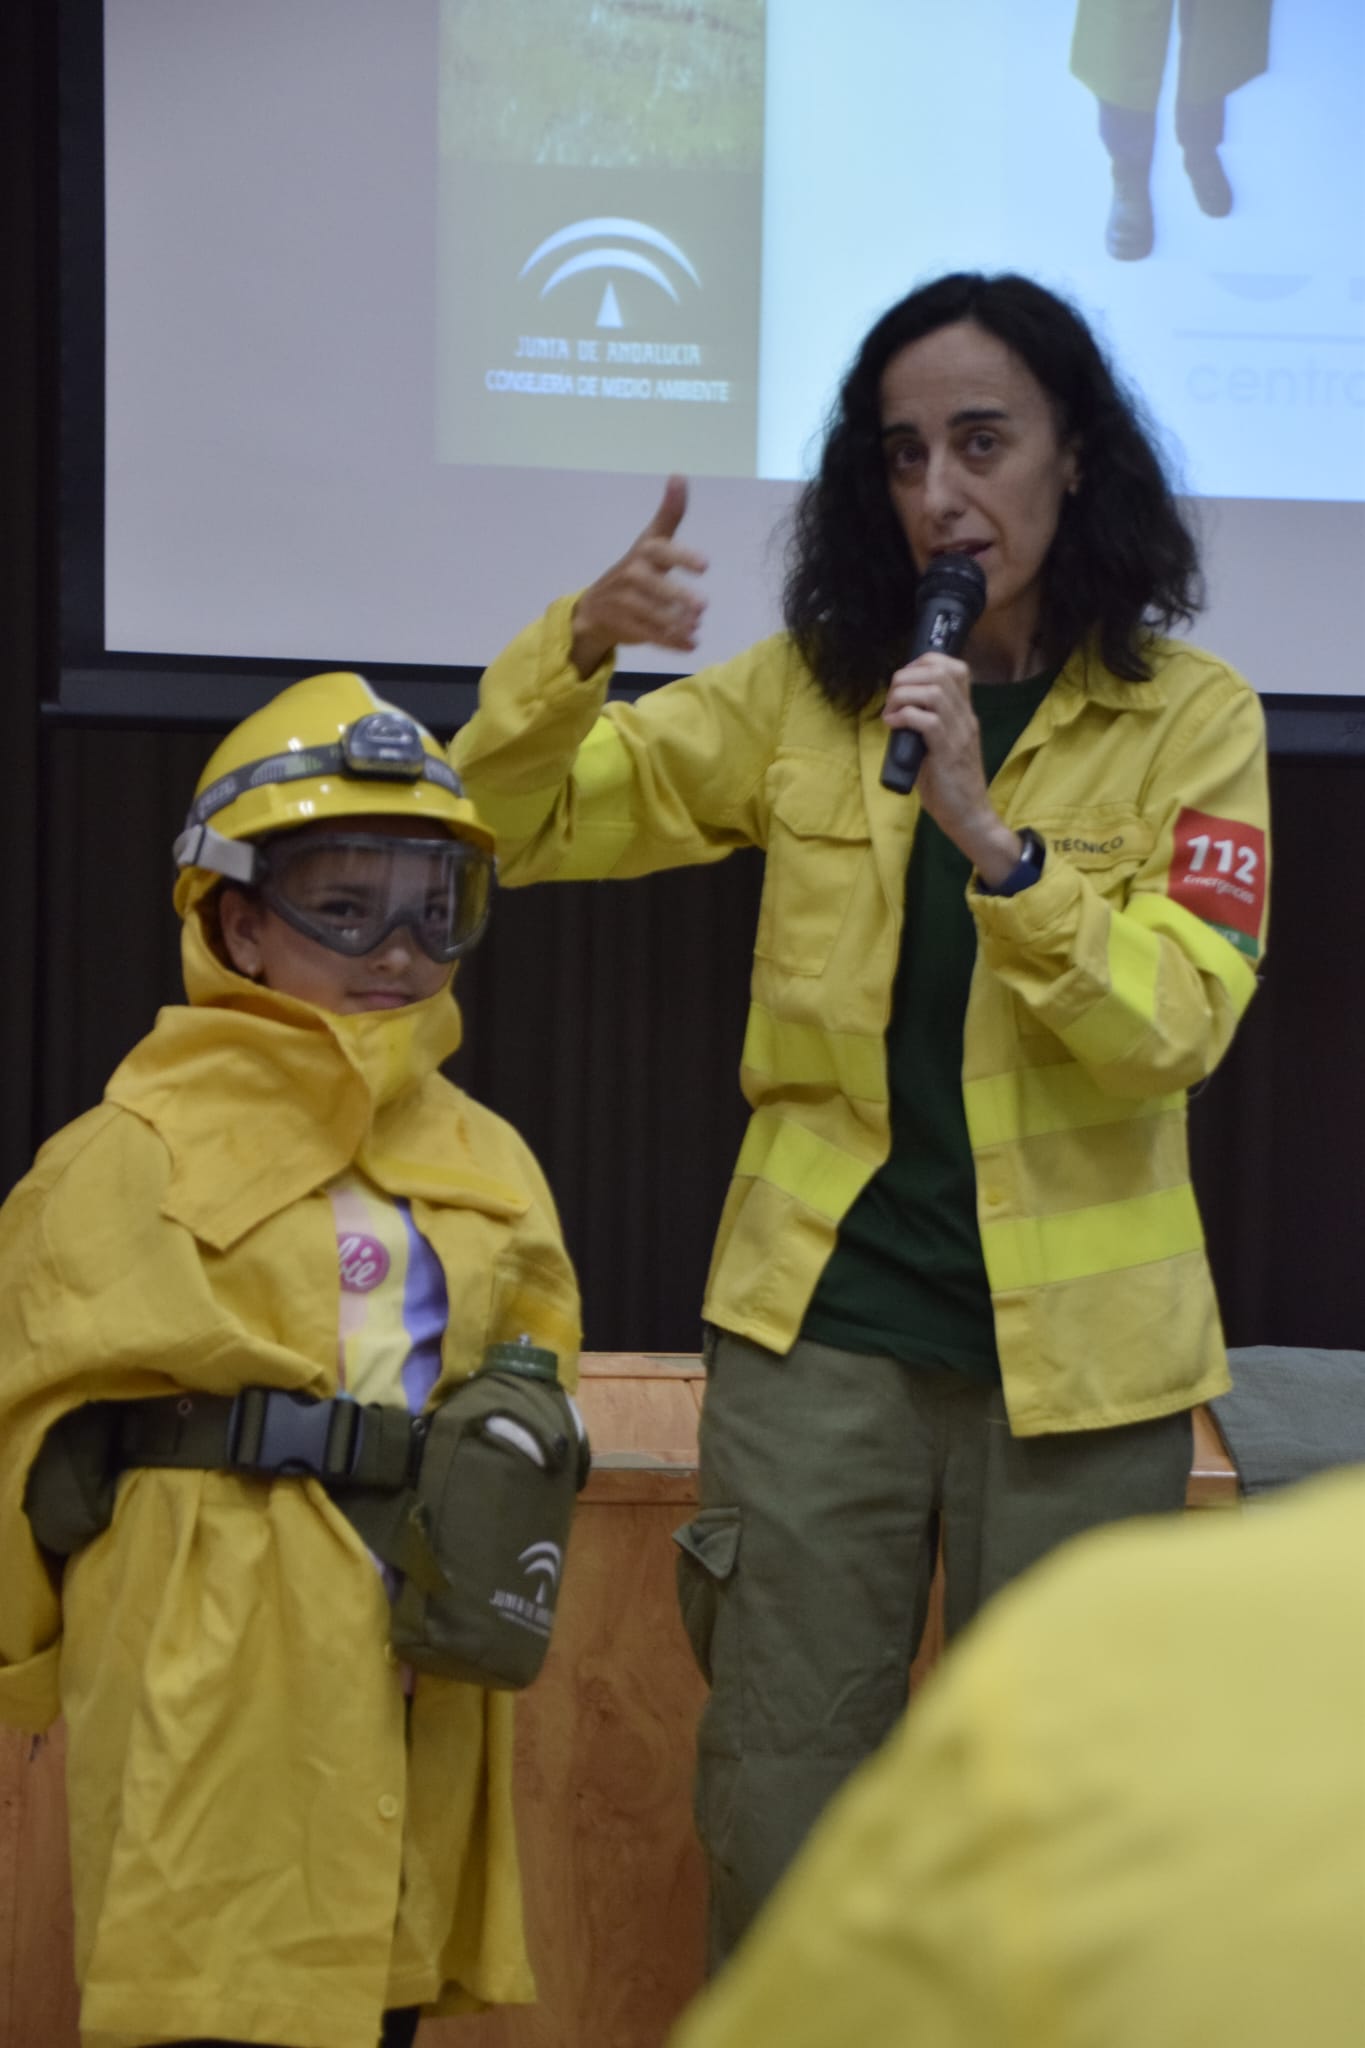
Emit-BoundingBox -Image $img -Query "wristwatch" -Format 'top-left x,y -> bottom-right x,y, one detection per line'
978,827 -> 1046,897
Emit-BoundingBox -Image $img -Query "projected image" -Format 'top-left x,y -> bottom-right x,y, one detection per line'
435,0 -> 1360,504
437,0 -> 765,477
97,0 -> 1365,685
1070,0 -> 1274,263
755,0 -> 1362,503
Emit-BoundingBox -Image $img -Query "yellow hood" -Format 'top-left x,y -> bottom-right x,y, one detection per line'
104,910 -> 467,1249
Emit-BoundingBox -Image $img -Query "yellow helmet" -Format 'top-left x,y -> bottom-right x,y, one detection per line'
173,670 -> 493,920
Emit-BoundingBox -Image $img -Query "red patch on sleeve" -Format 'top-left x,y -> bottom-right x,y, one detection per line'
1169,809 -> 1266,950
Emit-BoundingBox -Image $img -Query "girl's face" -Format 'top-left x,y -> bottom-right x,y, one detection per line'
217,818 -> 456,1014
879,319 -> 1080,676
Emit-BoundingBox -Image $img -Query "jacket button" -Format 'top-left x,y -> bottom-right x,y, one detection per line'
377,1794 -> 400,1821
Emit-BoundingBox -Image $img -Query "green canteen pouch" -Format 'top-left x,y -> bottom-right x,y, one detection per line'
23,1402 -> 121,1558
390,1347 -> 591,1688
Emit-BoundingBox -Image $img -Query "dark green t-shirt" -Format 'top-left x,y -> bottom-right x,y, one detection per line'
802,670 -> 1057,1380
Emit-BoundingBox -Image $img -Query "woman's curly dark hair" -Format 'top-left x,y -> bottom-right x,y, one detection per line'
783,271 -> 1202,709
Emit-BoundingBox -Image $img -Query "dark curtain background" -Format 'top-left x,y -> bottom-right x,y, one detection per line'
4,4 -> 1362,1353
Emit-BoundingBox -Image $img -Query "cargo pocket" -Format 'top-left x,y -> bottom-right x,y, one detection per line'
673,1505 -> 741,1685
754,759 -> 871,976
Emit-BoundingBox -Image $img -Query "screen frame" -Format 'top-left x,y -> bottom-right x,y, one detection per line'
45,0 -> 1365,755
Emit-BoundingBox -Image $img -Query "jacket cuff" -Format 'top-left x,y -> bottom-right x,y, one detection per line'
453,595 -> 616,805
536,592 -> 616,699
970,848 -> 1084,958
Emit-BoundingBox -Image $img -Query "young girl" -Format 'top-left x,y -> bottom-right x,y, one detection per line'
0,671 -> 581,2048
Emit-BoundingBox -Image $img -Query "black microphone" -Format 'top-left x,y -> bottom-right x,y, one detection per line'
880,553 -> 988,795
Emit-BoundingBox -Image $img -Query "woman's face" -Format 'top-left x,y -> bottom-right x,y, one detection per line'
879,319 -> 1079,675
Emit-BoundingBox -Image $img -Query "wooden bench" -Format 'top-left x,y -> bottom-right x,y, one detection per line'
0,1358 -> 1238,2047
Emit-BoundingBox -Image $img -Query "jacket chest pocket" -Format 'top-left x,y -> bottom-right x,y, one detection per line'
754,761 -> 872,978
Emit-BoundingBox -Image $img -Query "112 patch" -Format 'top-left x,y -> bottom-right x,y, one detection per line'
1169,809 -> 1267,958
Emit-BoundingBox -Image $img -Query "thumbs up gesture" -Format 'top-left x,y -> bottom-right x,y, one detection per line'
570,475 -> 709,678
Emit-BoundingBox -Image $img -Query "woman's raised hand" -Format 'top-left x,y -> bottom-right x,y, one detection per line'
570,475 -> 708,678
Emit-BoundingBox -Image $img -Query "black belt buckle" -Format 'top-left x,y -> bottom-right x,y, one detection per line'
227,1389 -> 359,1480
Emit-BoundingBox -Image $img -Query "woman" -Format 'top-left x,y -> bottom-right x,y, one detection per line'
452,271 -> 1270,1966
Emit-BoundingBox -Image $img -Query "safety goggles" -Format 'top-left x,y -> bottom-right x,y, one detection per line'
254,833 -> 494,962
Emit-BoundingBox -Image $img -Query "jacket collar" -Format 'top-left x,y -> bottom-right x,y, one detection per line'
1047,638 -> 1169,721
103,912 -> 503,1250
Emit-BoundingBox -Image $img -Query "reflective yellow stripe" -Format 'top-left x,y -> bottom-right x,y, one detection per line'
981,1182 -> 1204,1293
572,719 -> 633,800
963,1064 -> 1182,1148
741,1004 -> 887,1104
1126,891 -> 1258,1014
550,722 -> 642,878
459,721 -> 631,855
1061,913 -> 1161,1066
735,1110 -> 873,1222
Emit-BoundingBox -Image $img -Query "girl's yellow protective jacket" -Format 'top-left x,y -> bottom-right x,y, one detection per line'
0,918 -> 580,2048
454,596 -> 1269,1436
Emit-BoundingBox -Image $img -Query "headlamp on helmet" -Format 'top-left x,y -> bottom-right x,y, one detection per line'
342,711 -> 430,780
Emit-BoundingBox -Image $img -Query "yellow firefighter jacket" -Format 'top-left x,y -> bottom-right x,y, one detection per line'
667,1465 -> 1365,2048
0,915 -> 580,2048
453,595 -> 1269,1435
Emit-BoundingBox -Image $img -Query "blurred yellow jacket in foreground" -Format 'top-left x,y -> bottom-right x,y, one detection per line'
670,1468 -> 1365,2048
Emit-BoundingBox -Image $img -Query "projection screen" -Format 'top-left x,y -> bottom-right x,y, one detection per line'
57,0 -> 1365,746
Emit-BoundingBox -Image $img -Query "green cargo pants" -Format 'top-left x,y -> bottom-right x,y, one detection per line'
673,1330 -> 1193,1970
